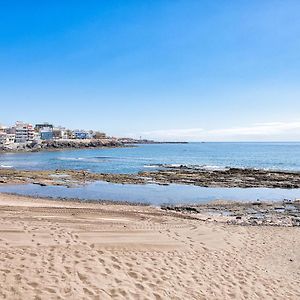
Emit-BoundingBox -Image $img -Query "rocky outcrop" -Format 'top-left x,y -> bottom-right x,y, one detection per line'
0,139 -> 123,153
1,165 -> 300,189
138,165 -> 300,188
39,139 -> 122,150
161,200 -> 300,227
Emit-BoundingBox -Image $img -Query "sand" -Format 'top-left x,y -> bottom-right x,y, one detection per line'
0,194 -> 299,299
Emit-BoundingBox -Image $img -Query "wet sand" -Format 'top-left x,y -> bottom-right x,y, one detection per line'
0,193 -> 299,299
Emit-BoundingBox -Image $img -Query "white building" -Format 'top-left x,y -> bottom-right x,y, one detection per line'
0,133 -> 16,145
0,132 -> 6,145
0,125 -> 6,133
40,127 -> 53,140
72,130 -> 91,139
0,125 -> 15,145
15,121 -> 35,143
53,127 -> 68,140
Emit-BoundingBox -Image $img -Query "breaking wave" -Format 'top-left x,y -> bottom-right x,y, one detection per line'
0,165 -> 13,169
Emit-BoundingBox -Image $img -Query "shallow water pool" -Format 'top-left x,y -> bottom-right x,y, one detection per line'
0,181 -> 300,205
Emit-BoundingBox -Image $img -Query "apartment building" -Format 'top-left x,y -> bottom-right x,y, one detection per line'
0,133 -> 15,145
35,123 -> 53,132
53,127 -> 68,140
40,127 -> 54,140
0,132 -> 6,145
73,130 -> 91,139
15,121 -> 35,143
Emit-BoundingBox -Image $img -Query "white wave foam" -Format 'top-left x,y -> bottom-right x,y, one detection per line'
0,165 -> 13,169
143,165 -> 158,168
161,164 -> 229,171
201,165 -> 228,171
57,157 -> 89,161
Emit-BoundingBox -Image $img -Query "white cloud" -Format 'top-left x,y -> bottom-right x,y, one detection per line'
209,122 -> 300,136
133,121 -> 300,141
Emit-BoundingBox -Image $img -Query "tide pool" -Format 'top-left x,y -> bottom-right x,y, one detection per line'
0,181 -> 299,205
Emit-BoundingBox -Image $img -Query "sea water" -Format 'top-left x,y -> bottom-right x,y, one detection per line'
0,182 -> 300,205
1,142 -> 300,173
1,143 -> 300,204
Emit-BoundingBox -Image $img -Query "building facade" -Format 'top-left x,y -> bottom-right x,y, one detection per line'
53,127 -> 68,140
15,122 -> 35,143
73,130 -> 91,139
35,123 -> 53,132
40,127 -> 54,140
0,132 -> 6,145
0,133 -> 15,145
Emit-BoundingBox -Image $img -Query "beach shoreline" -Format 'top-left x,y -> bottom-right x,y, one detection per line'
0,193 -> 299,299
1,154 -> 300,298
0,191 -> 299,227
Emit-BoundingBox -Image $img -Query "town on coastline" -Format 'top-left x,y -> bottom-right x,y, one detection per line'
0,121 -> 162,152
0,121 -> 187,152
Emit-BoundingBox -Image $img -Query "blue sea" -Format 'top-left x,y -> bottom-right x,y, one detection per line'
1,142 -> 300,173
1,143 -> 300,204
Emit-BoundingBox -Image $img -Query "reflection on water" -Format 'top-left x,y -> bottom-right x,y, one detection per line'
0,181 -> 300,205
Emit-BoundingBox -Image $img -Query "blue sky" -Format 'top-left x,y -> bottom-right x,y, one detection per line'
1,0 -> 300,141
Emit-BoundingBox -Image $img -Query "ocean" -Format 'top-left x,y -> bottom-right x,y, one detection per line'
1,142 -> 300,204
1,142 -> 300,173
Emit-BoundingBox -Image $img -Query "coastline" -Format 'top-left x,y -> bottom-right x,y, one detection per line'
0,192 -> 299,299
1,150 -> 300,297
0,139 -> 188,154
0,139 -> 125,154
0,191 -> 299,227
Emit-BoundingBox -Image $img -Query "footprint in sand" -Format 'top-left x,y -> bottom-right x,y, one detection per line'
135,283 -> 144,290
111,256 -> 120,263
27,282 -> 39,288
113,264 -> 121,270
125,262 -> 133,267
128,271 -> 138,279
105,268 -> 112,275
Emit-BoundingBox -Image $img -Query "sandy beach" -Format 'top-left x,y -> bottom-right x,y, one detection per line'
0,193 -> 299,299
